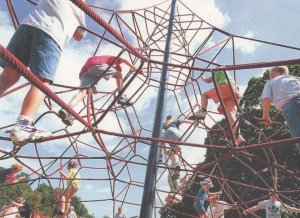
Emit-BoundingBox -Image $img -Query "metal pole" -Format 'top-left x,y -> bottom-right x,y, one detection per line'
140,0 -> 177,217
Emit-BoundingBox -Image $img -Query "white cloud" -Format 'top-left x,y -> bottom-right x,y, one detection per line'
234,31 -> 260,54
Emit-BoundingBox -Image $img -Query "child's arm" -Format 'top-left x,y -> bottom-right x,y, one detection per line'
262,98 -> 272,125
201,74 -> 213,84
59,170 -> 67,179
12,201 -> 23,207
243,204 -> 262,215
120,59 -> 143,74
73,27 -> 85,41
282,204 -> 300,213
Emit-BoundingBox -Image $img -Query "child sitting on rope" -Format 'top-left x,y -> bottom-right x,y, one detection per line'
261,66 -> 300,151
58,55 -> 141,126
194,178 -> 222,218
194,70 -> 245,146
243,190 -> 300,217
58,161 -> 80,217
0,0 -> 86,145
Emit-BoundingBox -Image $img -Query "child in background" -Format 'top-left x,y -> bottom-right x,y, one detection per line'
0,0 -> 86,145
206,195 -> 234,218
0,163 -> 26,185
261,66 -> 300,151
58,55 -> 141,126
0,197 -> 24,218
194,178 -> 222,218
194,70 -> 245,146
59,161 -> 81,217
243,191 -> 300,217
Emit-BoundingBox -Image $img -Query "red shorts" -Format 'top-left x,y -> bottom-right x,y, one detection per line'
204,83 -> 240,114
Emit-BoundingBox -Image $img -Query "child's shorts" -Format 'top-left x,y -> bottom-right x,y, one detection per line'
79,64 -> 117,87
205,83 -> 240,115
194,198 -> 206,215
162,127 -> 182,148
0,24 -> 61,82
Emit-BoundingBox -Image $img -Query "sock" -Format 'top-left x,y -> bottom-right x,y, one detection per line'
68,102 -> 76,109
201,108 -> 207,112
16,115 -> 32,126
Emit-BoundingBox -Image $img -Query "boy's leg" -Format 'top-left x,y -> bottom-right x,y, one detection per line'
20,81 -> 49,118
0,67 -> 21,96
58,89 -> 87,126
112,71 -> 123,92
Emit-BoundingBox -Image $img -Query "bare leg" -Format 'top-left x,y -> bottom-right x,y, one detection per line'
224,106 -> 244,146
67,89 -> 87,108
0,67 -> 21,96
112,71 -> 123,92
20,82 -> 49,118
60,195 -> 66,214
62,187 -> 77,217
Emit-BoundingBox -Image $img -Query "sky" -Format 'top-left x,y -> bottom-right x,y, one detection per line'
0,0 -> 300,218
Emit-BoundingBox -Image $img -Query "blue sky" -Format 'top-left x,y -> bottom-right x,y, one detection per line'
1,1 -> 300,218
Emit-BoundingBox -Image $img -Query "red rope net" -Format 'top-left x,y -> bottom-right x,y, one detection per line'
0,0 -> 299,217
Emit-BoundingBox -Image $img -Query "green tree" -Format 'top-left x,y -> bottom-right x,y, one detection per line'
160,66 -> 300,217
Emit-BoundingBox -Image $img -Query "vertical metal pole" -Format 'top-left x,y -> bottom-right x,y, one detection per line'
140,0 -> 177,217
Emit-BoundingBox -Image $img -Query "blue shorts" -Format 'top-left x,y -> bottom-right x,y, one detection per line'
283,96 -> 300,150
0,24 -> 61,82
194,188 -> 207,215
79,64 -> 116,87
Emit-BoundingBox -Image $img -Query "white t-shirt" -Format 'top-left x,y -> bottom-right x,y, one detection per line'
261,75 -> 300,110
22,0 -> 86,49
114,212 -> 126,218
3,206 -> 19,218
207,201 -> 231,218
257,199 -> 287,218
67,211 -> 77,218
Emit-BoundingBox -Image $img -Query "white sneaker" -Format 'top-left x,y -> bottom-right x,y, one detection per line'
10,123 -> 51,146
194,109 -> 207,120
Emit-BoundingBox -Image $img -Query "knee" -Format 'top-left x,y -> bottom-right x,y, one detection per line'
1,67 -> 21,83
113,71 -> 122,79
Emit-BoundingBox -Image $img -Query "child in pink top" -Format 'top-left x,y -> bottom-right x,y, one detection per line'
58,55 -> 141,125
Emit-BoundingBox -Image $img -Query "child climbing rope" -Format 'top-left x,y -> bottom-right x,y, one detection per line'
243,190 -> 300,217
194,70 -> 245,146
260,66 -> 300,151
58,161 -> 81,217
58,55 -> 142,126
206,194 -> 234,218
0,0 -> 86,145
194,178 -> 222,218
159,115 -> 193,162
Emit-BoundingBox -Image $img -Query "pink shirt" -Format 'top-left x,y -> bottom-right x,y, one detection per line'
80,56 -> 122,76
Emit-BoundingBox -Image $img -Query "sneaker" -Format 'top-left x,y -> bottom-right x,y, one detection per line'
58,109 -> 74,126
117,95 -> 133,106
194,108 -> 207,120
10,123 -> 51,146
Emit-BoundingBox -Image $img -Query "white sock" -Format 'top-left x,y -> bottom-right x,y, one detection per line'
16,115 -> 33,126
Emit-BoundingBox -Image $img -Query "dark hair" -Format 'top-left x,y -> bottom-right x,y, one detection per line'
68,161 -> 77,169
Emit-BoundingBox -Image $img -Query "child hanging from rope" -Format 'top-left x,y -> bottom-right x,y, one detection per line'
58,161 -> 80,217
194,178 -> 222,218
194,70 -> 245,146
58,55 -> 141,126
243,190 -> 300,217
0,0 -> 86,145
261,66 -> 300,151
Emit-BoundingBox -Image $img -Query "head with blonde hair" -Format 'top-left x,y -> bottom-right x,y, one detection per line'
11,163 -> 23,173
14,197 -> 25,204
269,66 -> 289,79
163,115 -> 175,129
